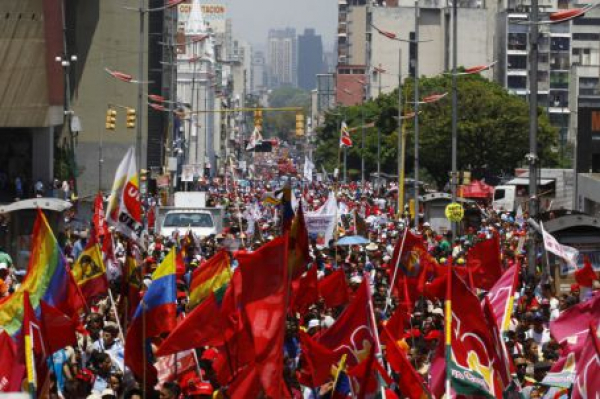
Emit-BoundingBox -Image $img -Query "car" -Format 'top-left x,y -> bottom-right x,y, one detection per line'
159,210 -> 217,238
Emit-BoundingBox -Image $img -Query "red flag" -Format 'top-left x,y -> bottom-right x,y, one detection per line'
289,203 -> 310,280
93,192 -> 107,238
486,264 -> 519,333
22,292 -> 48,395
390,230 -> 437,306
383,303 -> 409,341
298,330 -> 341,387
213,270 -> 255,386
428,339 -> 446,399
449,271 -> 507,397
319,270 -> 350,308
381,328 -> 426,399
422,273 -> 447,301
346,344 -> 378,399
237,236 -> 288,398
39,301 -> 77,355
292,265 -> 319,313
550,292 -> 600,349
227,365 -> 262,399
571,325 -> 600,399
156,293 -> 225,357
482,297 -> 514,387
316,280 -> 374,368
0,331 -> 24,392
575,256 -> 598,287
460,235 -> 503,290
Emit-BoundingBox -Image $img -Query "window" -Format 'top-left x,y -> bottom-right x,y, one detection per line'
508,33 -> 527,51
508,75 -> 527,89
573,33 -> 600,41
508,55 -> 527,69
163,213 -> 214,228
573,17 -> 600,25
550,72 -> 569,89
551,37 -> 570,52
494,189 -> 505,201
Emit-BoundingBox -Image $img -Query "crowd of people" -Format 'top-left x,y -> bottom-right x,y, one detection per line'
0,179 -> 598,399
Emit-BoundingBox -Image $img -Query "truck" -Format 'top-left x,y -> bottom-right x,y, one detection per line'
156,191 -> 225,238
492,169 -> 575,213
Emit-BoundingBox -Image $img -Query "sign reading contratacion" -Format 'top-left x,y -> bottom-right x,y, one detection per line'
445,202 -> 464,222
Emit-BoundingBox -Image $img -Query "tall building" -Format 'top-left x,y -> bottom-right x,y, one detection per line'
251,51 -> 267,94
298,29 -> 324,90
267,28 -> 297,88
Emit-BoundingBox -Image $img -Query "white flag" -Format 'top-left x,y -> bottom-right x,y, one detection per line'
105,147 -> 144,242
246,126 -> 263,150
303,156 -> 315,181
541,222 -> 578,270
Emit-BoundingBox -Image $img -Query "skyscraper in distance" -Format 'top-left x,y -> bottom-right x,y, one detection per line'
267,28 -> 297,88
298,28 -> 324,90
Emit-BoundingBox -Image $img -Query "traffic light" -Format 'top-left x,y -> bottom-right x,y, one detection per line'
253,109 -> 263,130
295,112 -> 304,136
105,108 -> 117,130
126,107 -> 136,129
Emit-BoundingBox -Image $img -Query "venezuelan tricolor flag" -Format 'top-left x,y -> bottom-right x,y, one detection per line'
125,248 -> 177,387
188,250 -> 231,308
0,210 -> 83,336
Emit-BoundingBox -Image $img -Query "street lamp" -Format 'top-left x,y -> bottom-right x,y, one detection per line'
55,54 -> 78,195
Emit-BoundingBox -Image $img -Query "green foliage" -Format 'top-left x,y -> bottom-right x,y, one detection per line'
263,87 -> 311,141
315,74 -> 558,188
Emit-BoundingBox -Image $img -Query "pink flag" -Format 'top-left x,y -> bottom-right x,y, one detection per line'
485,264 -> 519,333
571,325 -> 600,399
550,292 -> 600,348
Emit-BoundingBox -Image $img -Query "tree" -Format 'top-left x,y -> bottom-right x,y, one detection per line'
315,73 -> 558,188
263,87 -> 311,142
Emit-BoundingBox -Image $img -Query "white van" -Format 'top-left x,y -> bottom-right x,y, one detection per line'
159,210 -> 216,238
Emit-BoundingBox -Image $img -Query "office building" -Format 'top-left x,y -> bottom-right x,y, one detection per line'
298,29 -> 325,90
267,28 -> 298,88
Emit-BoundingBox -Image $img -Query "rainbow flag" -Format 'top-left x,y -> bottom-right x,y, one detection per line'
125,248 -> 177,388
0,210 -> 83,336
189,250 -> 231,308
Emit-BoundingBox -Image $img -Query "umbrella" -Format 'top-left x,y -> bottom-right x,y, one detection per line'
336,235 -> 370,246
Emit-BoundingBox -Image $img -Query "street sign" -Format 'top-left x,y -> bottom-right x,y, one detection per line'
445,202 -> 464,222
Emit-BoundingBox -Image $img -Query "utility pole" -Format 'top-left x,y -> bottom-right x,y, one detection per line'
397,48 -> 404,220
450,0 -> 458,240
528,0 -> 539,278
413,0 -> 421,230
137,0 -> 145,190
377,73 -> 382,183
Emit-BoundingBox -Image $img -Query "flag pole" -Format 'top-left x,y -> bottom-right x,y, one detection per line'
108,289 -> 125,342
384,226 -> 409,313
366,278 -> 387,399
229,158 -> 246,248
141,299 -> 147,399
25,322 -> 37,399
445,263 -> 452,398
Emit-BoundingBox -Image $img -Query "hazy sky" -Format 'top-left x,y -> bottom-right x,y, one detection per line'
219,0 -> 337,51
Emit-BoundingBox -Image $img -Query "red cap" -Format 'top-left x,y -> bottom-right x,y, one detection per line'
571,283 -> 580,292
177,291 -> 187,299
425,330 -> 442,341
201,348 -> 218,361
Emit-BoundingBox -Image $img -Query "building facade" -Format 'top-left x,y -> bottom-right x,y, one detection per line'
267,28 -> 298,88
298,29 -> 325,90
